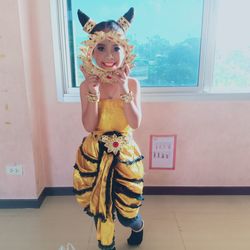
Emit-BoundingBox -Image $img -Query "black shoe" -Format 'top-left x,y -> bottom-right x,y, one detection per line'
127,221 -> 144,246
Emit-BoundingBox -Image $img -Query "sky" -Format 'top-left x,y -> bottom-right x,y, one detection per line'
70,0 -> 203,45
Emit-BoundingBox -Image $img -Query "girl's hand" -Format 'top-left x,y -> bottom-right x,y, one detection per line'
80,65 -> 100,94
111,64 -> 130,93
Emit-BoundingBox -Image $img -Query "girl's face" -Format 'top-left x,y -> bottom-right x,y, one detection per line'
92,39 -> 124,70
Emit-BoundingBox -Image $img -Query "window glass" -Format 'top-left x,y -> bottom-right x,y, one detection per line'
66,0 -> 204,88
213,0 -> 250,93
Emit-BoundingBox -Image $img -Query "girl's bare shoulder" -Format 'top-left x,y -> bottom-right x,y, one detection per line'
128,77 -> 141,91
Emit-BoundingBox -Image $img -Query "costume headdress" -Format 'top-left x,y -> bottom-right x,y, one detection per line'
77,8 -> 134,33
77,10 -> 96,33
77,8 -> 136,84
117,7 -> 134,32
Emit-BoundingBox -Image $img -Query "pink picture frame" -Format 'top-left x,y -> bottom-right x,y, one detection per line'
149,135 -> 177,170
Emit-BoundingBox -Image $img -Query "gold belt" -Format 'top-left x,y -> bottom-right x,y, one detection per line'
92,132 -> 132,155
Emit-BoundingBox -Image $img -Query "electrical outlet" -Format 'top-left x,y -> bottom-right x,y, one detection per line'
6,164 -> 23,176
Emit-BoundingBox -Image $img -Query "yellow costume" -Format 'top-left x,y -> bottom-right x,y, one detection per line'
73,99 -> 144,249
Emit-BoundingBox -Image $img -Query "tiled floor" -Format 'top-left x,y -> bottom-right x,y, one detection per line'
1,195 -> 250,250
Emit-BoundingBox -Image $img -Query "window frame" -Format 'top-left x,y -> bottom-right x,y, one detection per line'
50,0 -> 250,102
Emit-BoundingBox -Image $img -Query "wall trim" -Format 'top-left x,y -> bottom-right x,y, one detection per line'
1,186 -> 250,208
0,189 -> 47,209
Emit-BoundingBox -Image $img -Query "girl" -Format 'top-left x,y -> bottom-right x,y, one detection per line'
73,8 -> 144,250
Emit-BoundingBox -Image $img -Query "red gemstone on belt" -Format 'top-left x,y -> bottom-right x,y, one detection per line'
113,142 -> 119,148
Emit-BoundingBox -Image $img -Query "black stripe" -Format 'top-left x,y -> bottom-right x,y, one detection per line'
115,193 -> 142,209
81,137 -> 86,144
116,211 -> 141,225
73,163 -> 98,177
105,156 -> 117,216
103,131 -> 122,137
79,146 -> 99,163
98,238 -> 115,250
73,187 -> 93,195
73,141 -> 102,198
114,170 -> 144,183
113,182 -> 144,200
118,155 -> 144,165
84,205 -> 107,222
75,140 -> 104,198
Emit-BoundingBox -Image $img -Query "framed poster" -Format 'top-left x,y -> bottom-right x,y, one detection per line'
149,135 -> 177,170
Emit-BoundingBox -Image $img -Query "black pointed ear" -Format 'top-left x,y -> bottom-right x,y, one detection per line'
123,7 -> 134,23
77,10 -> 96,33
77,9 -> 90,27
117,7 -> 134,32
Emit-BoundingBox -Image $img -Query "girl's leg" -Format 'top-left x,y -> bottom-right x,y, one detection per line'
116,212 -> 143,231
94,216 -> 116,250
116,211 -> 144,246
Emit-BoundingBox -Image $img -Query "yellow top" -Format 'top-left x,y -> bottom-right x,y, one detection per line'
96,99 -> 132,133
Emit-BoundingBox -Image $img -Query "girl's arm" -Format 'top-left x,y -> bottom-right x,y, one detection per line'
121,78 -> 142,129
80,82 -> 99,132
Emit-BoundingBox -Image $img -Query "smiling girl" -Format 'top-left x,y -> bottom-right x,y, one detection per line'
73,8 -> 144,250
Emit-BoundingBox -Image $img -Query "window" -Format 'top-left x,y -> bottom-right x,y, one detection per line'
212,0 -> 250,93
68,0 -> 203,89
50,0 -> 250,102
